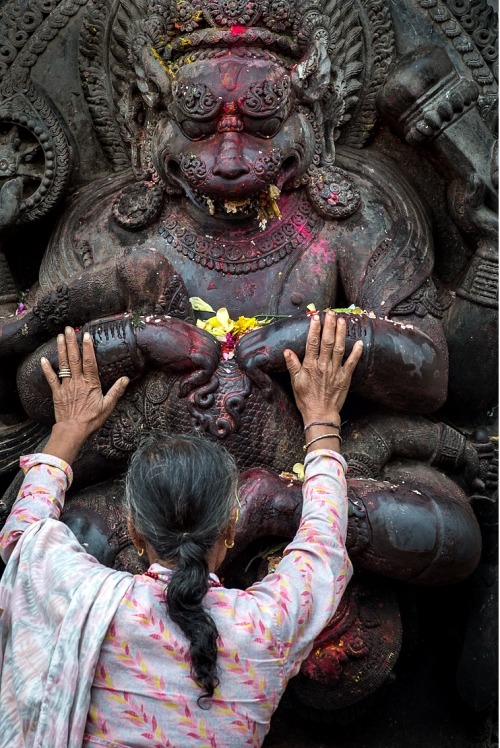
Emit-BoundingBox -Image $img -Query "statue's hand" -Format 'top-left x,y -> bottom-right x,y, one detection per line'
235,314 -> 311,396
0,177 -> 23,231
448,173 -> 498,241
136,316 -> 221,394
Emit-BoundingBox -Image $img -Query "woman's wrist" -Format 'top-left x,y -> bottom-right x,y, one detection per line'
42,420 -> 89,464
302,418 -> 343,455
301,411 -> 341,426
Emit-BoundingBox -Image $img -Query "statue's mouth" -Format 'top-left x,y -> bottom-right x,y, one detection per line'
164,150 -> 300,227
189,185 -> 282,229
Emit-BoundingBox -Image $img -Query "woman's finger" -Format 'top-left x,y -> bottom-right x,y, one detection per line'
302,314 -> 322,366
342,339 -> 364,378
40,356 -> 61,395
56,333 -> 70,374
65,327 -> 82,377
318,310 -> 336,366
81,331 -> 101,383
332,317 -> 347,370
102,376 -> 130,416
284,349 -> 301,380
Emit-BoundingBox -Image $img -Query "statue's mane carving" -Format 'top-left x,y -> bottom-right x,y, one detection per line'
418,0 -> 498,125
0,0 -> 88,81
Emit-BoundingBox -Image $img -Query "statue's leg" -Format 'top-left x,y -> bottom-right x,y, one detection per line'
219,463 -> 482,717
223,465 -> 482,586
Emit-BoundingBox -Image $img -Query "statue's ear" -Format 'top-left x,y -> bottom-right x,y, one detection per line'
132,45 -> 172,110
291,35 -> 331,104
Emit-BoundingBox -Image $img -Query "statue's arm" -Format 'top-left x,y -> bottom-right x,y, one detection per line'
235,311 -> 447,414
0,246 -> 193,358
16,315 -> 221,423
0,178 -> 25,310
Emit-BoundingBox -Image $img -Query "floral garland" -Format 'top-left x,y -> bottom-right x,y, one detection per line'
190,296 -> 280,360
191,297 -> 371,361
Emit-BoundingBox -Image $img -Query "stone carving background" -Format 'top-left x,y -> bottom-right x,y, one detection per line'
0,0 -> 497,744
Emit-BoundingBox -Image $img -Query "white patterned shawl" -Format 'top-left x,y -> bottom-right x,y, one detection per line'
0,519 -> 133,748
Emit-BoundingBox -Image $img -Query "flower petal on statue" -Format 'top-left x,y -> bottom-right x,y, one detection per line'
292,463 -> 305,482
215,307 -> 233,332
189,297 -> 215,313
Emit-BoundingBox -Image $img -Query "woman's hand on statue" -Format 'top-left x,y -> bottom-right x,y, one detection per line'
284,311 -> 363,424
40,327 -> 129,463
234,314 -> 313,397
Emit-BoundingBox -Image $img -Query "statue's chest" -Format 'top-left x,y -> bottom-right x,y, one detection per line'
156,194 -> 337,316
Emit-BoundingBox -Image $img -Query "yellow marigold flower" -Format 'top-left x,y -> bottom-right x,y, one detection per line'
233,316 -> 259,336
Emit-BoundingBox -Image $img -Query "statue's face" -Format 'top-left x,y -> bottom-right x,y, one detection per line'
152,56 -> 315,216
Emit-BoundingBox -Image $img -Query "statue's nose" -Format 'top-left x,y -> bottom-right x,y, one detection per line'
212,133 -> 250,179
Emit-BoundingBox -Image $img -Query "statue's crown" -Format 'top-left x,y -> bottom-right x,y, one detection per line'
148,0 -> 330,60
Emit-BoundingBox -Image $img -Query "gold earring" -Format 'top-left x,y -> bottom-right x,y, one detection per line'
138,548 -> 144,557
224,539 -> 235,550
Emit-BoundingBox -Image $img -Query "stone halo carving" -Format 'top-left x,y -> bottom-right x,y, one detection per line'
204,0 -> 261,27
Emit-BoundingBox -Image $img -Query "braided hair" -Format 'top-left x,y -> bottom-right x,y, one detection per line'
124,433 -> 238,705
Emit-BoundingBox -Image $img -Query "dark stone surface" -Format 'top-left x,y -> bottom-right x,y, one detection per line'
265,586 -> 498,748
0,0 -> 497,735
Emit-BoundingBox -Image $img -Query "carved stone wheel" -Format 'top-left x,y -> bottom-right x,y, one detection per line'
0,79 -> 72,223
0,121 -> 46,210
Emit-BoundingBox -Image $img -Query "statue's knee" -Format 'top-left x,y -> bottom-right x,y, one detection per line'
347,475 -> 481,585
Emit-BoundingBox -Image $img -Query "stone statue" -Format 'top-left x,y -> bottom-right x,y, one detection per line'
0,0 -> 497,732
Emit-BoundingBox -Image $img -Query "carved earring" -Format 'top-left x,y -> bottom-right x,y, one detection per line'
138,548 -> 145,557
307,165 -> 361,219
224,539 -> 235,550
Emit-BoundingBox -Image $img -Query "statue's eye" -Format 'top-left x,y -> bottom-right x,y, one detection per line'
180,120 -> 216,140
244,117 -> 283,139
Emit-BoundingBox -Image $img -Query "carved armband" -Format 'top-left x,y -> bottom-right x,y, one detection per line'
456,248 -> 498,309
391,278 -> 453,319
82,317 -> 146,388
430,423 -> 467,471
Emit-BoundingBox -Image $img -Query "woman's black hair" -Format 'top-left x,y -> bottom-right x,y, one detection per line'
124,433 -> 238,705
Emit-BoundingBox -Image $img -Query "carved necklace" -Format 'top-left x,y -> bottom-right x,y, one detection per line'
158,189 -> 323,276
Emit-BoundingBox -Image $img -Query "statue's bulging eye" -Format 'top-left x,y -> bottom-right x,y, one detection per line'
180,120 -> 217,140
244,117 -> 283,139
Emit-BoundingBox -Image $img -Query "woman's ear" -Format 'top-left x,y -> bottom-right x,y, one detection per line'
127,515 -> 145,551
224,505 -> 239,547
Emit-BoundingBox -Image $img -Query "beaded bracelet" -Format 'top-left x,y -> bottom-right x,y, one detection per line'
303,433 -> 343,452
303,421 -> 341,432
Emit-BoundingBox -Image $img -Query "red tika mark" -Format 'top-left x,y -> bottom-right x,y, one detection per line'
230,25 -> 246,35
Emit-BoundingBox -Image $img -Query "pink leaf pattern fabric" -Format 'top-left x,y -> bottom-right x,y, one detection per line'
0,450 -> 351,747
